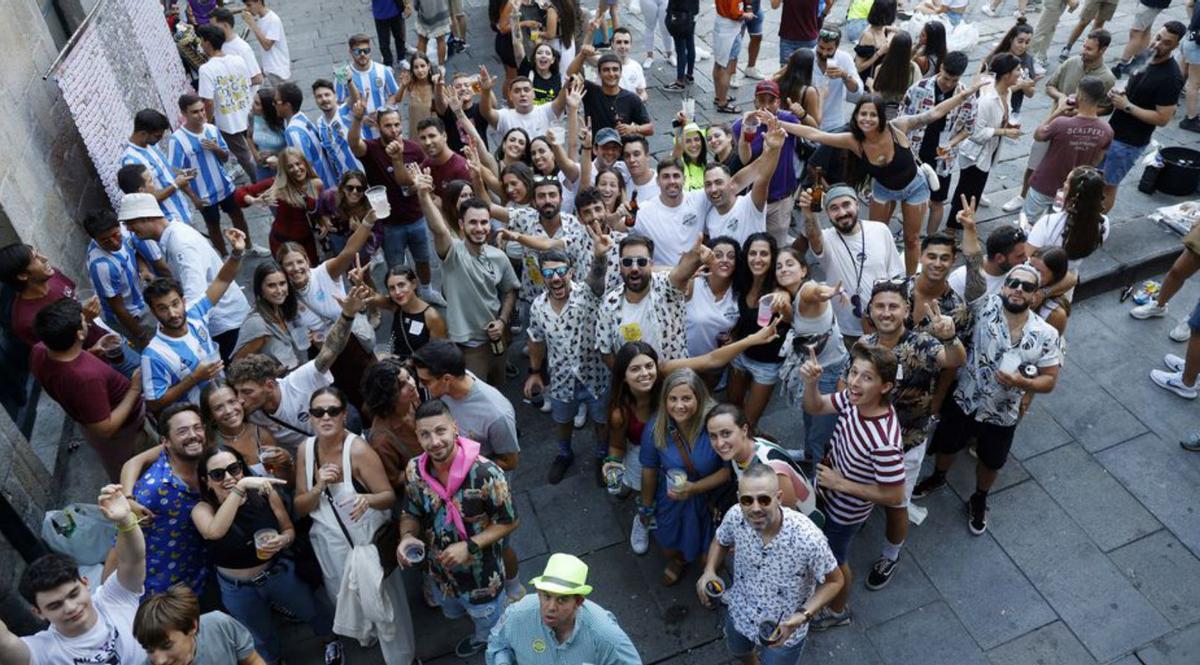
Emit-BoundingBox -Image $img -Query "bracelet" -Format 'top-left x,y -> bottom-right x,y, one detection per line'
603,455 -> 623,464
341,312 -> 355,321
117,519 -> 140,534
231,486 -> 246,497
637,504 -> 655,517
230,250 -> 245,260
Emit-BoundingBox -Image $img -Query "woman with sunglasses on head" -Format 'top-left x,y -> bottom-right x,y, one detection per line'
191,446 -> 341,665
201,380 -> 291,481
294,386 -> 415,664
234,147 -> 323,264
360,357 -> 427,490
726,233 -> 792,429
233,261 -> 307,370
317,170 -> 382,264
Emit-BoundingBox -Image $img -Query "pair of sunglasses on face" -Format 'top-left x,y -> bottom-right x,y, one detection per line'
208,461 -> 244,482
352,47 -> 371,56
738,494 -> 775,508
309,405 -> 346,419
621,257 -> 650,268
1005,277 -> 1038,293
540,265 -> 570,279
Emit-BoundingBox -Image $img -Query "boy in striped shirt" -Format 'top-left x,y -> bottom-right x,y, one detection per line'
120,109 -> 195,224
84,210 -> 167,349
800,342 -> 905,631
313,79 -> 364,179
169,94 -> 253,257
335,34 -> 399,142
275,82 -> 338,188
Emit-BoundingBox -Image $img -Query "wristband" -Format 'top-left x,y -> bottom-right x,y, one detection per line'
342,312 -> 356,321
117,518 -> 140,534
231,486 -> 246,497
637,504 -> 655,517
603,455 -> 623,464
230,250 -> 245,260
466,538 -> 481,556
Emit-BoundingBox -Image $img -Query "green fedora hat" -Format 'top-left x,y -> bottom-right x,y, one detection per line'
529,553 -> 593,596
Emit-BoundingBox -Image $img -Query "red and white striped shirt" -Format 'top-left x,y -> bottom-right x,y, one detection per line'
818,390 -> 905,525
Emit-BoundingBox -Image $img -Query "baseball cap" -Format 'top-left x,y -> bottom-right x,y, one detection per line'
595,127 -> 622,146
754,80 -> 781,99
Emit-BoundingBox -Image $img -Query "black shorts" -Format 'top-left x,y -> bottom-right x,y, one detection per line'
495,32 -> 518,68
200,195 -> 239,226
929,397 -> 1016,471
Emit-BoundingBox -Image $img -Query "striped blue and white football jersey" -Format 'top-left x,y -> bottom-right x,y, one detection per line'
140,297 -> 220,406
121,142 -> 191,223
316,105 -> 365,180
285,114 -> 338,188
336,62 -> 398,141
168,124 -> 235,207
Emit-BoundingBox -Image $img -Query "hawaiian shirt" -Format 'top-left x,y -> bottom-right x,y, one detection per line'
527,281 -> 609,402
715,506 -> 838,648
903,276 -> 974,347
402,449 -> 517,601
860,330 -> 945,450
900,77 -> 977,175
955,294 -> 1061,427
132,450 -> 207,595
597,272 -> 687,361
508,207 -> 590,304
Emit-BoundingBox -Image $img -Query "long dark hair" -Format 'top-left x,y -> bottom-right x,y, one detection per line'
256,87 -> 284,132
1060,166 -> 1106,261
680,127 -> 708,169
867,0 -> 897,27
441,179 -> 473,236
919,21 -> 947,74
197,445 -> 257,507
500,161 -> 536,205
873,32 -> 915,100
594,166 -> 628,212
733,232 -> 779,301
335,170 -> 371,223
777,48 -> 815,105
606,341 -> 662,421
988,17 -> 1034,65
495,127 -> 533,165
848,96 -> 888,142
552,0 -> 580,50
252,261 -> 299,321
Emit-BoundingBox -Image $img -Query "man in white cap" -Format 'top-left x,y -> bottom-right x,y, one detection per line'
118,192 -> 251,362
486,553 -> 640,665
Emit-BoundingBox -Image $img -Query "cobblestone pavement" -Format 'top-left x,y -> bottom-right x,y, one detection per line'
62,1 -> 1200,663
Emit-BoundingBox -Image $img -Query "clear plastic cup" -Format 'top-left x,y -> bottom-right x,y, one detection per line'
757,296 -> 775,326
365,186 -> 391,219
667,469 -> 688,491
335,490 -> 361,524
254,528 -> 278,560
98,334 -> 123,362
75,287 -> 96,303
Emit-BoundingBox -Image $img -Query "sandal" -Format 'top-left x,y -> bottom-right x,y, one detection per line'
713,101 -> 739,114
660,558 -> 686,586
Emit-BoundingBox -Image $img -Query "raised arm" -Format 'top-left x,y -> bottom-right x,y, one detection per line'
669,235 -> 713,291
97,484 -> 146,594
313,284 -> 368,373
664,319 -> 781,374
750,122 -> 785,210
894,79 -> 984,133
347,98 -> 368,158
478,65 -> 501,127
795,188 -> 825,256
799,348 -> 837,415
956,195 -> 987,304
203,229 -> 246,305
415,166 -> 455,258
324,212 -> 377,280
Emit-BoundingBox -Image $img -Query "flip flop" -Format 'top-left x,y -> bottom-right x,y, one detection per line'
661,558 -> 685,586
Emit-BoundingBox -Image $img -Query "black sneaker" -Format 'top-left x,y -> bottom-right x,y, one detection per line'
1181,117 -> 1200,134
865,555 -> 899,590
911,473 -> 946,500
323,640 -> 344,665
455,636 -> 487,658
547,453 -> 574,484
967,494 -> 988,535
663,81 -> 686,92
1111,61 -> 1128,79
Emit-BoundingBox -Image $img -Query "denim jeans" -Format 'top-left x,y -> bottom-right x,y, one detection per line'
382,219 -> 432,271
217,558 -> 333,663
433,584 -> 508,644
803,356 -> 847,469
673,31 -> 696,81
779,38 -> 817,65
842,19 -> 868,44
724,612 -> 807,664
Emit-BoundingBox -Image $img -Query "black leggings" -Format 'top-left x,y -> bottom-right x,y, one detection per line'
672,32 -> 696,81
374,15 -> 407,66
946,165 -> 990,229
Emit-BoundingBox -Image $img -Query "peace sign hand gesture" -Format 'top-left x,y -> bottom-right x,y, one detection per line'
955,194 -> 978,230
924,300 -> 956,341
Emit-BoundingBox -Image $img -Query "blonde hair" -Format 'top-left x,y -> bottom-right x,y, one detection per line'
271,147 -> 318,208
652,368 -> 716,450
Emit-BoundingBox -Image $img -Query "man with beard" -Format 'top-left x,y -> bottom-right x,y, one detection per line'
630,161 -> 710,267
801,184 -> 904,344
567,48 -> 653,136
697,463 -> 843,663
811,28 -> 862,131
417,117 -> 471,200
398,400 -> 520,658
120,108 -> 195,224
485,554 -> 640,665
704,119 -> 784,246
856,281 -> 964,591
597,235 -> 706,364
524,237 -> 612,485
417,170 -> 519,385
312,79 -> 363,180
509,177 -> 591,307
913,200 -> 1061,535
335,34 -> 399,142
947,225 -> 1028,299
122,403 -> 212,595
120,192 -> 251,368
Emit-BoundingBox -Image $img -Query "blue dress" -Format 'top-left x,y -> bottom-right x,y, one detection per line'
639,416 -> 724,562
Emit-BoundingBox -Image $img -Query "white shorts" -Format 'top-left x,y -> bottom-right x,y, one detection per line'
902,438 -> 929,507
1132,4 -> 1164,31
714,17 -> 744,65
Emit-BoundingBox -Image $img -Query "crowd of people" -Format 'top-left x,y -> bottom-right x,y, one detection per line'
1,0 -> 1199,663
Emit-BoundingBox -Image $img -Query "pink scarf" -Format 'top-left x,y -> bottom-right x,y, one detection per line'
416,436 -> 481,540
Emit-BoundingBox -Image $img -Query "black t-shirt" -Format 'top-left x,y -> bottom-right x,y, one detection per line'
1109,58 -> 1184,147
581,81 -> 651,132
518,60 -> 563,105
441,104 -> 490,154
918,84 -> 952,163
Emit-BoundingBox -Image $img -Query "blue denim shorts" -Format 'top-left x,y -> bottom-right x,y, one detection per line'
872,171 -> 931,205
1099,139 -> 1145,186
779,38 -> 818,65
732,352 -> 782,385
725,612 -> 807,664
549,382 -> 608,425
746,0 -> 765,35
1189,294 -> 1200,335
1184,39 -> 1200,66
433,583 -> 508,642
821,516 -> 863,565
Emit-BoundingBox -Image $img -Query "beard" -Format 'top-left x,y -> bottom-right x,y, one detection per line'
1002,298 -> 1030,314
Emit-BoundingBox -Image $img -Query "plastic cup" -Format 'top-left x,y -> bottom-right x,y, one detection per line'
98,334 -> 123,362
758,620 -> 780,646
756,296 -> 775,326
704,579 -> 725,599
365,186 -> 391,218
403,542 -> 425,564
335,491 -> 361,524
667,469 -> 688,492
74,287 -> 96,304
682,97 -> 695,118
254,528 -> 278,560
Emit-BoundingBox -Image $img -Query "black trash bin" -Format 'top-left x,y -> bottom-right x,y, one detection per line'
1157,147 -> 1200,196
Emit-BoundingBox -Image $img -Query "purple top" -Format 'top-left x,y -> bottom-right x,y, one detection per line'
732,110 -> 801,203
372,0 -> 403,19
187,0 -> 217,24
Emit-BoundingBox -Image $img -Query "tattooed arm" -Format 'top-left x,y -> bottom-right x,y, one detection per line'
314,284 -> 369,373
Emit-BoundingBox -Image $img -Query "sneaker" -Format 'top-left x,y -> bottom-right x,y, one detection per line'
630,515 -> 650,554
1150,370 -> 1198,399
1058,46 -> 1071,62
666,52 -> 677,66
911,473 -> 947,499
744,66 -> 765,80
1181,432 -> 1200,452
547,453 -> 574,484
1111,61 -> 1129,79
247,244 -> 272,258
454,637 -> 487,658
540,399 -> 552,413
1130,302 -> 1167,319
662,81 -> 687,92
1165,353 -> 1186,373
865,555 -> 899,590
1170,320 -> 1192,342
695,45 -> 711,60
809,607 -> 852,631
642,57 -> 654,70
574,403 -> 587,429
1016,211 -> 1032,233
1001,195 -> 1024,212
324,640 -> 344,665
980,195 -> 994,208
729,72 -> 744,89
1181,117 -> 1200,133
967,494 -> 988,535
981,4 -> 996,16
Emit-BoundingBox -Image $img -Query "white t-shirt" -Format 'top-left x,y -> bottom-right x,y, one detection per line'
687,277 -> 739,357
21,574 -> 143,665
224,36 -> 263,82
628,174 -> 660,202
817,221 -> 904,336
256,10 -> 291,79
631,190 -> 710,266
495,103 -> 560,140
705,194 -> 767,246
198,54 -> 253,134
620,58 -> 647,97
618,293 -> 662,353
158,222 -> 251,336
1027,212 -> 1110,274
948,266 -> 1007,300
250,359 -> 334,448
813,50 -> 862,131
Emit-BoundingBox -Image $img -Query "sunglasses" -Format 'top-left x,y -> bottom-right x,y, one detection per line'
540,265 -> 569,279
309,405 -> 347,419
850,293 -> 864,319
818,29 -> 841,41
207,461 -> 244,482
343,184 -> 365,192
1005,278 -> 1038,293
738,494 -> 774,507
352,47 -> 371,56
621,257 -> 650,268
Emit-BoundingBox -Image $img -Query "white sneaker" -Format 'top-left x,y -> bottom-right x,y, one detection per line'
666,52 -> 677,66
1016,211 -> 1032,233
1170,320 -> 1192,342
628,0 -> 640,14
981,4 -> 996,16
630,515 -> 650,554
730,72 -> 744,89
1001,195 -> 1024,212
642,57 -> 654,70
1150,370 -> 1198,399
1130,302 -> 1168,319
540,400 -> 552,413
696,45 -> 712,60
1165,353 -> 1186,373
980,195 -> 994,208
574,403 -> 587,429
248,244 -> 273,258
744,66 -> 765,80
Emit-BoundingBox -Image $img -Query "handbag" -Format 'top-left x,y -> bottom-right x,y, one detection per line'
324,487 -> 401,577
665,10 -> 694,38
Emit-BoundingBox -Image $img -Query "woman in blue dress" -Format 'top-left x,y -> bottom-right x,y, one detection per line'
639,368 -> 731,586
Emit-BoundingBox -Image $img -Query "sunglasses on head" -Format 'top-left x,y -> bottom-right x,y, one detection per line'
540,265 -> 569,279
353,47 -> 371,56
621,257 -> 650,268
207,461 -> 244,482
309,405 -> 346,419
738,494 -> 774,507
819,29 -> 841,41
1005,278 -> 1038,293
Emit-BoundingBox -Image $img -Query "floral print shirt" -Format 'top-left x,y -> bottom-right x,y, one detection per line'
900,77 -> 978,175
132,450 -> 207,595
860,330 -> 945,450
528,281 -> 610,402
903,276 -> 974,347
508,207 -> 591,304
403,453 -> 517,601
597,272 -> 687,361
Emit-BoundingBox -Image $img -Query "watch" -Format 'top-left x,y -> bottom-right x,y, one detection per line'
1124,102 -> 1134,113
466,538 -> 481,556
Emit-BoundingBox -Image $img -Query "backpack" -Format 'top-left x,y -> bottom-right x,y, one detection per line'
714,0 -> 743,21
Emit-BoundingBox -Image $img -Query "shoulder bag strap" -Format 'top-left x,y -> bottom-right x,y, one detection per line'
670,426 -> 699,477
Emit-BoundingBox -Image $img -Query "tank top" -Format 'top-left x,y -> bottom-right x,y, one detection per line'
390,306 -> 433,359
789,291 -> 847,369
623,403 -> 646,446
861,127 -> 919,191
204,493 -> 281,569
214,426 -> 269,477
733,292 -> 791,364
